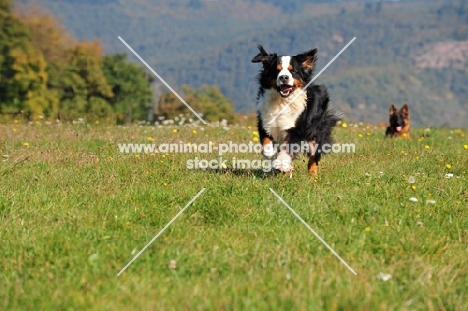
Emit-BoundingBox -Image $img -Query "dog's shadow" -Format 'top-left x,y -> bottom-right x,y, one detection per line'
203,167 -> 281,179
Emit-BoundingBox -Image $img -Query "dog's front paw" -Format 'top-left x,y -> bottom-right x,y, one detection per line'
273,151 -> 293,173
262,142 -> 276,158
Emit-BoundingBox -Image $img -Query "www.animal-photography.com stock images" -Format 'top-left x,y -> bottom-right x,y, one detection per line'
1,0 -> 467,310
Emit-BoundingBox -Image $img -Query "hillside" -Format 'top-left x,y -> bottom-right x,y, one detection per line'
15,0 -> 468,127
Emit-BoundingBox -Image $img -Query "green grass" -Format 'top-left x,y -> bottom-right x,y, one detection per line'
1,122 -> 467,310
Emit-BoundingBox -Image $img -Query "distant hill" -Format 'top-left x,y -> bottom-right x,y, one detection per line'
15,0 -> 468,127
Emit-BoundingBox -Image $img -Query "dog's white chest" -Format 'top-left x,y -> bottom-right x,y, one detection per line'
258,89 -> 307,142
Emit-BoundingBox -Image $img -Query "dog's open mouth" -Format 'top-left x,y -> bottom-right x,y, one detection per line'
279,85 -> 294,97
396,126 -> 402,132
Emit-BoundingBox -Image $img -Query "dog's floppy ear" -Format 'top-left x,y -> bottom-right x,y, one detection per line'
400,103 -> 409,115
389,104 -> 397,114
295,48 -> 318,70
251,45 -> 274,64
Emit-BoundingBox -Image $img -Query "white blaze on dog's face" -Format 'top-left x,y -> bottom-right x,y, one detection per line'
277,56 -> 294,97
275,50 -> 317,98
251,45 -> 318,99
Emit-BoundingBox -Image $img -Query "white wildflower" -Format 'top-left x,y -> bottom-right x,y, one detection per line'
377,272 -> 392,281
169,259 -> 177,269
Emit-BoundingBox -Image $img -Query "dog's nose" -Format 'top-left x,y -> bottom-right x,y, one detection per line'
279,75 -> 289,83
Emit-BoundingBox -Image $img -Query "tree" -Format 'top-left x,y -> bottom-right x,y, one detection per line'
183,85 -> 235,123
14,5 -> 74,119
14,5 -> 73,64
0,0 -> 52,119
102,53 -> 154,123
59,40 -> 114,122
157,91 -> 183,120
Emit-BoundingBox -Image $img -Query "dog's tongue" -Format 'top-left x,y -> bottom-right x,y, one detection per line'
280,85 -> 293,92
396,126 -> 402,132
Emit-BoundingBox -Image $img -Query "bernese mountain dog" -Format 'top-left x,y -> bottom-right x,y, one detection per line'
252,45 -> 340,175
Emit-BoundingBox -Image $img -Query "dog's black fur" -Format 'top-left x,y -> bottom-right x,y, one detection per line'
252,45 -> 340,175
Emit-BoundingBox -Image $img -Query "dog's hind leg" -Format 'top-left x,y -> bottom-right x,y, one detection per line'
308,156 -> 318,175
307,141 -> 318,175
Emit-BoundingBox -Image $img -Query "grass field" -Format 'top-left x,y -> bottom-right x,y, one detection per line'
1,121 -> 467,310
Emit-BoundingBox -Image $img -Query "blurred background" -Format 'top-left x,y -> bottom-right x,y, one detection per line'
2,0 -> 467,127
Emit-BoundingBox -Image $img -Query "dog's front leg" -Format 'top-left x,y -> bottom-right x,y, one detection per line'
261,136 -> 276,158
273,141 -> 293,174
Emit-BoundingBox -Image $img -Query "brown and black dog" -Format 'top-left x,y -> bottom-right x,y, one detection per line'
385,103 -> 410,138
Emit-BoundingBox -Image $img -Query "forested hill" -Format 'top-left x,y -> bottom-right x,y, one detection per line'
16,0 -> 468,127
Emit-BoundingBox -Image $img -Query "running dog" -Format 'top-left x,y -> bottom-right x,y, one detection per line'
252,45 -> 339,175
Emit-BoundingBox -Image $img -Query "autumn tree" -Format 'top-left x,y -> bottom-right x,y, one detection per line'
15,6 -> 117,122
14,5 -> 74,118
60,41 -> 114,121
157,92 -> 184,120
0,0 -> 51,119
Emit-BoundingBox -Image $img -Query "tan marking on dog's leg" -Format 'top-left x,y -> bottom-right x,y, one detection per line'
263,137 -> 272,148
308,156 -> 318,175
262,136 -> 276,158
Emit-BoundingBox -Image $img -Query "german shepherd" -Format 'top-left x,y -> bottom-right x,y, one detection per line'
385,103 -> 410,138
